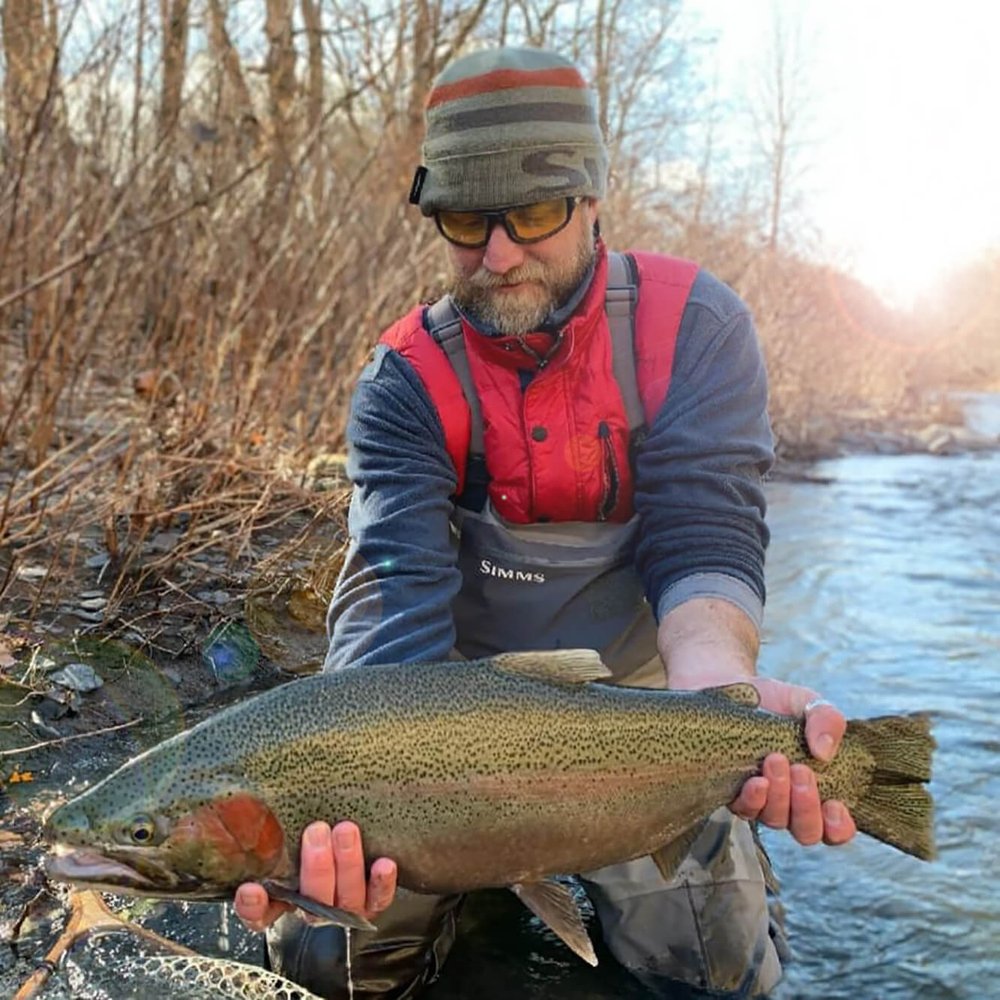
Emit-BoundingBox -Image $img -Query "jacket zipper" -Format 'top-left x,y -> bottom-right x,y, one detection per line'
597,422 -> 619,521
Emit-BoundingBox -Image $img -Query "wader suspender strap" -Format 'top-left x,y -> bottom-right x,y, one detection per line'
426,298 -> 490,510
604,252 -> 646,437
425,251 -> 642,510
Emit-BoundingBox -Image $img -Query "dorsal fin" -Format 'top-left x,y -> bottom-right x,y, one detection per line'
489,650 -> 612,686
701,682 -> 760,708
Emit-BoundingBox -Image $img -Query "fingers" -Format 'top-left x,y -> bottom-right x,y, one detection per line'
822,800 -> 857,846
236,821 -> 398,933
752,682 -> 846,764
731,754 -> 856,849
235,881 -> 289,933
787,764 -> 824,845
331,821 -> 367,913
757,754 -> 791,829
366,856 -> 398,915
730,773 -> 768,820
300,821 -> 398,921
804,701 -> 847,762
300,821 -> 337,907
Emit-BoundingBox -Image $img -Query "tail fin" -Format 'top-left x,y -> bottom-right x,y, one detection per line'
846,713 -> 936,861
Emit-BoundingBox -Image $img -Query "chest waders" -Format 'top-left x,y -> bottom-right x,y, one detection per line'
430,252 -> 663,686
266,255 -> 784,999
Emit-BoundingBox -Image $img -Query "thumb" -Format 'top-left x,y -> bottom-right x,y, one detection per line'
803,699 -> 846,762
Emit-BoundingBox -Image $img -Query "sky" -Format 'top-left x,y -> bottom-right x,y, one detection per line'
685,0 -> 1000,308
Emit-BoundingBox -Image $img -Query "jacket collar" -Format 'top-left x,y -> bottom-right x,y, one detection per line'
456,242 -> 610,372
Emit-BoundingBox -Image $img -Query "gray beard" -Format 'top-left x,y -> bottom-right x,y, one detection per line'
450,232 -> 596,336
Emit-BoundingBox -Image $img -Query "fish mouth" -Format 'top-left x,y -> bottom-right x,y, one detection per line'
45,846 -> 220,898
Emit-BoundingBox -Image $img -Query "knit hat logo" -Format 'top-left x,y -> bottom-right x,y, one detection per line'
410,47 -> 609,216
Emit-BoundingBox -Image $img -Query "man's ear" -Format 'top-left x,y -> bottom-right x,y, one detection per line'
584,197 -> 601,238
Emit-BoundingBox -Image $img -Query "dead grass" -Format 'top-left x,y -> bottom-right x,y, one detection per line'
1,59 -> 995,630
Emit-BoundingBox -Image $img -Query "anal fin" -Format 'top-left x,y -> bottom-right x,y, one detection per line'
510,879 -> 597,966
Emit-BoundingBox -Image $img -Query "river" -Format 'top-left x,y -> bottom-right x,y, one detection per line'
12,396 -> 1000,999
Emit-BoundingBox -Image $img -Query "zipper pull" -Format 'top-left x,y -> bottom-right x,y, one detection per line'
597,422 -> 619,521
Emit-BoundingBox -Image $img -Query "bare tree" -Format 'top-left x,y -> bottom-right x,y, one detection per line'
301,0 -> 324,138
158,0 -> 189,137
131,0 -> 147,163
1,0 -> 60,151
749,2 -> 815,252
264,0 -> 297,183
207,0 -> 258,147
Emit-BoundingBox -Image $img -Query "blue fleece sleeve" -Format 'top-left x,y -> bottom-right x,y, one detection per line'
634,270 -> 774,628
323,344 -> 462,670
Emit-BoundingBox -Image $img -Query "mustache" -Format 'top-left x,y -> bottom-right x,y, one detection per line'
466,262 -> 548,289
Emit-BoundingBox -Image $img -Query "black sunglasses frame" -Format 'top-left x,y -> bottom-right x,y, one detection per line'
434,197 -> 581,249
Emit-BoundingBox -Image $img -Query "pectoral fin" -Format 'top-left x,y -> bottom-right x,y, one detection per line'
261,878 -> 377,932
510,879 -> 598,966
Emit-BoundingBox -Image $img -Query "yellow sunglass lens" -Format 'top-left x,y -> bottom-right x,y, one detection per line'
506,200 -> 570,238
438,212 -> 488,244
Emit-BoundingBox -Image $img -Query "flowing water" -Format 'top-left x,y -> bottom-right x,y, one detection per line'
11,397 -> 999,999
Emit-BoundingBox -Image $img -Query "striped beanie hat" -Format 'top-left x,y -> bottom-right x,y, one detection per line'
409,46 -> 608,215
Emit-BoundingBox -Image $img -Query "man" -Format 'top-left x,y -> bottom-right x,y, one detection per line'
235,46 -> 856,998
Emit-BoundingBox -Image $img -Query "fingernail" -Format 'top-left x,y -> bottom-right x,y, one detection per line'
815,734 -> 834,760
237,886 -> 256,907
305,823 -> 329,847
335,825 -> 355,850
825,801 -> 844,825
792,769 -> 811,790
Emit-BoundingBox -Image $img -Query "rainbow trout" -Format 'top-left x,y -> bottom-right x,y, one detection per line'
44,650 -> 935,964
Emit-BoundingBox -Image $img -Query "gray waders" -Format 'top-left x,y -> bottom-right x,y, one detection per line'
268,260 -> 785,997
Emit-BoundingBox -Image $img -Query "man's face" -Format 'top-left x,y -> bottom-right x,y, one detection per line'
446,199 -> 598,336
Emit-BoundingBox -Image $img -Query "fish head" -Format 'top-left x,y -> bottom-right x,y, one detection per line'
43,757 -> 290,899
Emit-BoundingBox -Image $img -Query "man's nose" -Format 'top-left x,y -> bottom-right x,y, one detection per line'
481,222 -> 526,274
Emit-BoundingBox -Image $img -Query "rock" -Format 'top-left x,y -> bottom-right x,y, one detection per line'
147,531 -> 183,553
913,424 -> 955,454
15,565 -> 48,580
30,709 -> 64,738
49,663 -> 103,693
196,590 -> 231,605
912,422 -> 999,455
160,667 -> 182,686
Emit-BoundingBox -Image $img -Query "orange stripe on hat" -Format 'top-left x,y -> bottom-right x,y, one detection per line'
427,67 -> 587,109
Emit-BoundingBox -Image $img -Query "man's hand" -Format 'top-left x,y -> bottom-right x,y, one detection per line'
235,820 -> 398,932
716,676 -> 857,847
659,598 -> 857,848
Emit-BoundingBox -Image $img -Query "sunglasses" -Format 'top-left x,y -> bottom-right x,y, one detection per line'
434,197 -> 581,249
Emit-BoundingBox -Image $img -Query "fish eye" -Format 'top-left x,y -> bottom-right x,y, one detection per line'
128,816 -> 157,844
